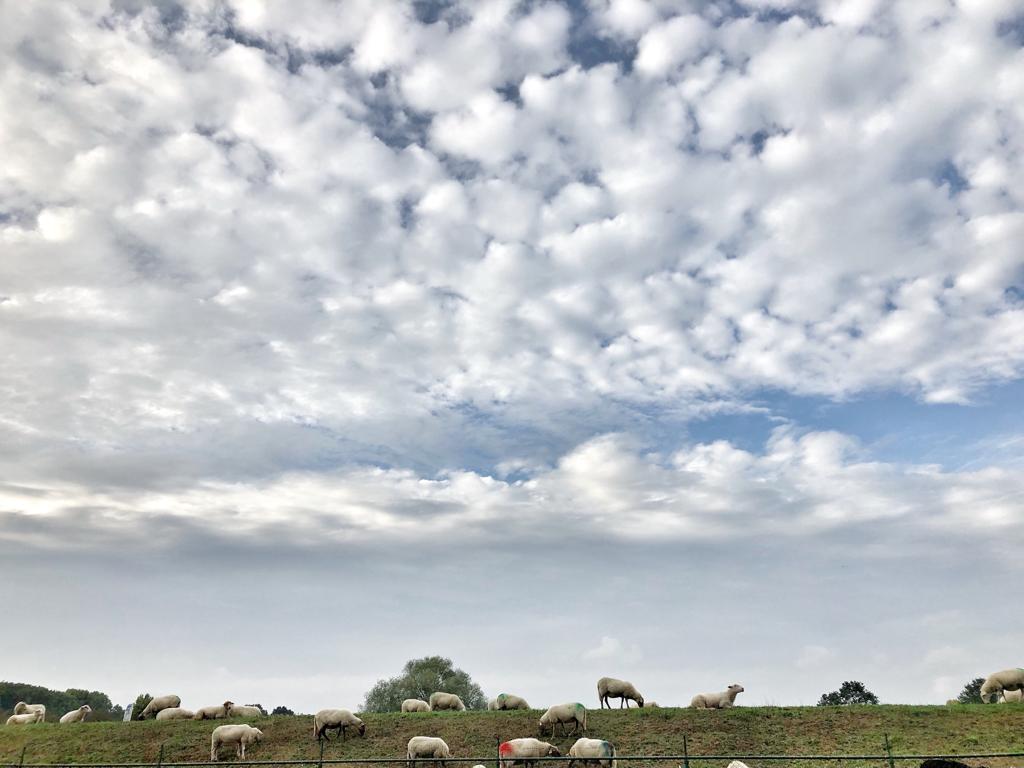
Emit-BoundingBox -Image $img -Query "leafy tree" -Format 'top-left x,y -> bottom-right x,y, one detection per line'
817,681 -> 880,706
362,656 -> 486,712
957,678 -> 985,704
271,706 -> 294,716
131,693 -> 152,720
0,681 -> 123,721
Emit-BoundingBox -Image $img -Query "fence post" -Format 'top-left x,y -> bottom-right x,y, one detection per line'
496,736 -> 502,768
884,734 -> 895,768
19,744 -> 27,768
157,743 -> 164,768
318,737 -> 324,768
682,734 -> 690,768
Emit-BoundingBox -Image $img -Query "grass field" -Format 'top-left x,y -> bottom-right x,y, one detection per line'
2,706 -> 1023,768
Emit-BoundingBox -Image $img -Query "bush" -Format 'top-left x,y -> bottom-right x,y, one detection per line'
817,681 -> 880,706
957,678 -> 985,704
362,656 -> 486,712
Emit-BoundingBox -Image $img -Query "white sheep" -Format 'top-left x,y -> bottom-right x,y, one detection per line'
403,699 -> 432,713
1000,689 -> 1023,703
313,709 -> 365,741
690,684 -> 744,709
6,713 -> 43,726
407,736 -> 451,768
597,678 -> 644,709
211,724 -> 263,761
13,703 -> 46,722
156,708 -> 195,721
488,698 -> 499,710
59,705 -> 92,724
139,695 -> 182,720
539,703 -> 587,736
500,738 -> 561,768
568,738 -> 616,768
727,762 -> 752,768
194,701 -> 235,720
428,692 -> 466,711
230,705 -> 264,718
644,702 -> 659,708
497,694 -> 530,710
980,669 -> 1024,703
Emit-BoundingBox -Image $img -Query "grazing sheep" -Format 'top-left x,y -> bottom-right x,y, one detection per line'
568,738 -> 616,768
211,724 -> 263,761
488,698 -> 499,710
6,713 -> 43,726
403,699 -> 432,713
980,669 -> 1024,703
539,703 -> 587,736
499,738 -> 561,768
195,701 -> 235,720
139,695 -> 181,720
59,705 -> 92,724
12,703 -> 46,721
1000,689 -> 1023,703
230,705 -> 264,718
428,692 -> 466,711
313,709 -> 365,741
156,707 -> 195,721
597,678 -> 644,709
690,684 -> 744,709
407,736 -> 451,768
497,694 -> 530,710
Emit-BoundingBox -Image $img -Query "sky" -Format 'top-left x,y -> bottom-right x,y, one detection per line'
1,0 -> 1023,715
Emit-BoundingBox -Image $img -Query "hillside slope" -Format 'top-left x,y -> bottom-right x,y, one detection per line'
2,706 -> 1023,767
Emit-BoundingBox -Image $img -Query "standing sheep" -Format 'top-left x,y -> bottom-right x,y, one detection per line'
195,701 -> 235,720
59,705 -> 92,724
568,738 -> 616,768
313,709 -> 365,741
407,736 -> 451,768
156,707 -> 195,721
497,694 -> 530,710
980,669 -> 1024,703
13,703 -> 46,722
6,713 -> 43,725
211,724 -> 263,761
403,699 -> 432,713
428,692 -> 466,711
499,738 -> 561,768
139,695 -> 182,720
539,703 -> 587,736
597,678 -> 644,709
690,685 -> 744,709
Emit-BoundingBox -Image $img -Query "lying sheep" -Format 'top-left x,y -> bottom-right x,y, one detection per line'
402,699 -> 432,713
539,702 -> 587,736
139,695 -> 181,720
568,738 -> 616,768
59,705 -> 92,724
691,684 -> 744,709
156,707 -> 195,721
407,736 -> 451,768
644,702 -> 659,708
6,713 -> 43,725
500,738 -> 561,768
1000,689 -> 1023,703
497,694 -> 530,710
13,703 -> 46,722
195,701 -> 235,720
211,724 -> 263,761
313,709 -> 365,741
230,705 -> 264,718
428,692 -> 466,711
597,678 -> 644,709
981,669 -> 1024,703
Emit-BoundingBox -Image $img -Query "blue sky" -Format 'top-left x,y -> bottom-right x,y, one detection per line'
1,0 -> 1023,713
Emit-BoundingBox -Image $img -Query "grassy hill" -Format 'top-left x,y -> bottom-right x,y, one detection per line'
2,706 -> 1023,768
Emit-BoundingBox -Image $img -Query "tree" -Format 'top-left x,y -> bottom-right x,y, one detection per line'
271,706 -> 294,716
361,656 -> 486,712
957,678 -> 985,704
131,693 -> 151,720
817,681 -> 880,706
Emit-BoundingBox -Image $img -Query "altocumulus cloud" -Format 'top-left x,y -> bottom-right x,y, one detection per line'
1,0 -> 1023,710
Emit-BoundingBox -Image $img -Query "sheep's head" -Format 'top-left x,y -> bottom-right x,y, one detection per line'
82,705 -> 92,713
979,681 -> 999,703
250,728 -> 264,743
728,684 -> 744,694
636,695 -> 645,707
13,703 -> 27,715
358,722 -> 366,736
538,717 -> 548,733
547,746 -> 561,757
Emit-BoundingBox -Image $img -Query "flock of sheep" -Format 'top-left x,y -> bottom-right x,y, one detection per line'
5,669 -> 1023,764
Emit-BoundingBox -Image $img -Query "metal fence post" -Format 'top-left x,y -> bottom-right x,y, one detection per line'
19,745 -> 27,768
318,738 -> 325,768
496,736 -> 501,768
682,735 -> 690,768
884,734 -> 895,768
157,744 -> 164,768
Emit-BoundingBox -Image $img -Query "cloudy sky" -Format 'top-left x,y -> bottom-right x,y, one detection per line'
2,0 -> 1023,714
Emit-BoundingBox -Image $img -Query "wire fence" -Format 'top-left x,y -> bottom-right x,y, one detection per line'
5,736 -> 1024,768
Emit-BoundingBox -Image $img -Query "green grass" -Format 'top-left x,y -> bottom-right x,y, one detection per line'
2,706 -> 1023,767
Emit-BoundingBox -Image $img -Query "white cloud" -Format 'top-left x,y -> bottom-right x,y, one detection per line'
583,636 -> 644,664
